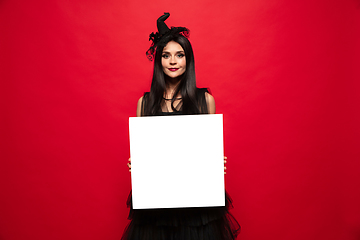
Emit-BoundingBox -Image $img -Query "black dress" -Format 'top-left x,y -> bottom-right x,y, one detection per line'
121,89 -> 240,240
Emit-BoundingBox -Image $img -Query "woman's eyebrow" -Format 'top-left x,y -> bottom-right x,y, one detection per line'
162,51 -> 185,54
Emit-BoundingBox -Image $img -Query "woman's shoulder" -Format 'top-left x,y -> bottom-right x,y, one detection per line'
205,91 -> 214,102
138,92 -> 150,102
204,91 -> 215,114
196,88 -> 215,114
137,96 -> 144,105
136,92 -> 151,117
136,92 -> 148,117
136,96 -> 143,117
196,88 -> 213,99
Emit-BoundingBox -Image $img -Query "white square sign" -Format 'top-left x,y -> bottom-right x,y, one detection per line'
129,114 -> 225,209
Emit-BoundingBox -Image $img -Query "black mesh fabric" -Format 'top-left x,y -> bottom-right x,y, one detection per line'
121,191 -> 240,240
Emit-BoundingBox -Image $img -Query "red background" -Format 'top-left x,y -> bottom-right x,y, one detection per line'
1,0 -> 360,239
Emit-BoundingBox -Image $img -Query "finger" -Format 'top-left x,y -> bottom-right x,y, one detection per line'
128,158 -> 131,162
224,160 -> 227,164
224,166 -> 227,170
224,171 -> 226,175
224,156 -> 227,160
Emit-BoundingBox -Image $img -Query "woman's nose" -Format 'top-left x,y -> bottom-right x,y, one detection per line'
169,56 -> 176,65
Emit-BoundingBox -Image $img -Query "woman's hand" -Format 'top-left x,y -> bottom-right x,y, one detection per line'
127,158 -> 131,172
224,156 -> 227,175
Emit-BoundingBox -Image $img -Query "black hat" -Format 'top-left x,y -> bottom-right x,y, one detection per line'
157,12 -> 170,35
146,12 -> 189,60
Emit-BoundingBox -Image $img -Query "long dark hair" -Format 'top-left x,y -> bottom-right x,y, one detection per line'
142,35 -> 201,116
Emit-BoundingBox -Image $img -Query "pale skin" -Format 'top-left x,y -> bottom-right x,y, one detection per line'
128,40 -> 226,173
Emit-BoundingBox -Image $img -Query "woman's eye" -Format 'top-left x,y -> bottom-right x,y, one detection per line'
162,54 -> 169,59
177,54 -> 184,58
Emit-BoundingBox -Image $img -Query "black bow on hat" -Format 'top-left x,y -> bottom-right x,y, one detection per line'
146,12 -> 189,61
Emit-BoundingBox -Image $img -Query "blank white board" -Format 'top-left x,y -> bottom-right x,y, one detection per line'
129,114 -> 225,209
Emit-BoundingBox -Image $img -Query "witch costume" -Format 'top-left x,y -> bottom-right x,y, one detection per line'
121,13 -> 240,240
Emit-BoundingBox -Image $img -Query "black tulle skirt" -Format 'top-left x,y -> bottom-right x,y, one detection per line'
121,191 -> 240,240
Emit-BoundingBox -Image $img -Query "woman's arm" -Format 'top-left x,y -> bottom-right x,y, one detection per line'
128,96 -> 144,172
136,96 -> 143,117
205,92 -> 227,174
205,92 -> 216,114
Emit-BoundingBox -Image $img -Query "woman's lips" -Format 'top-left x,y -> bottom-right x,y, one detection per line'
168,68 -> 179,72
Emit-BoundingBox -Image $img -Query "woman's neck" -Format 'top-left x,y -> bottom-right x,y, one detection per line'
164,77 -> 181,99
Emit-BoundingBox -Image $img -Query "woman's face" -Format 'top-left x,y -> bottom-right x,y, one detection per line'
161,41 -> 186,79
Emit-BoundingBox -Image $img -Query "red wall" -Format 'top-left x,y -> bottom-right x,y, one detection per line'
1,0 -> 359,239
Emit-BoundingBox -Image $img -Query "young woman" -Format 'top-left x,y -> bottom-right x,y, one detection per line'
122,13 -> 240,240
